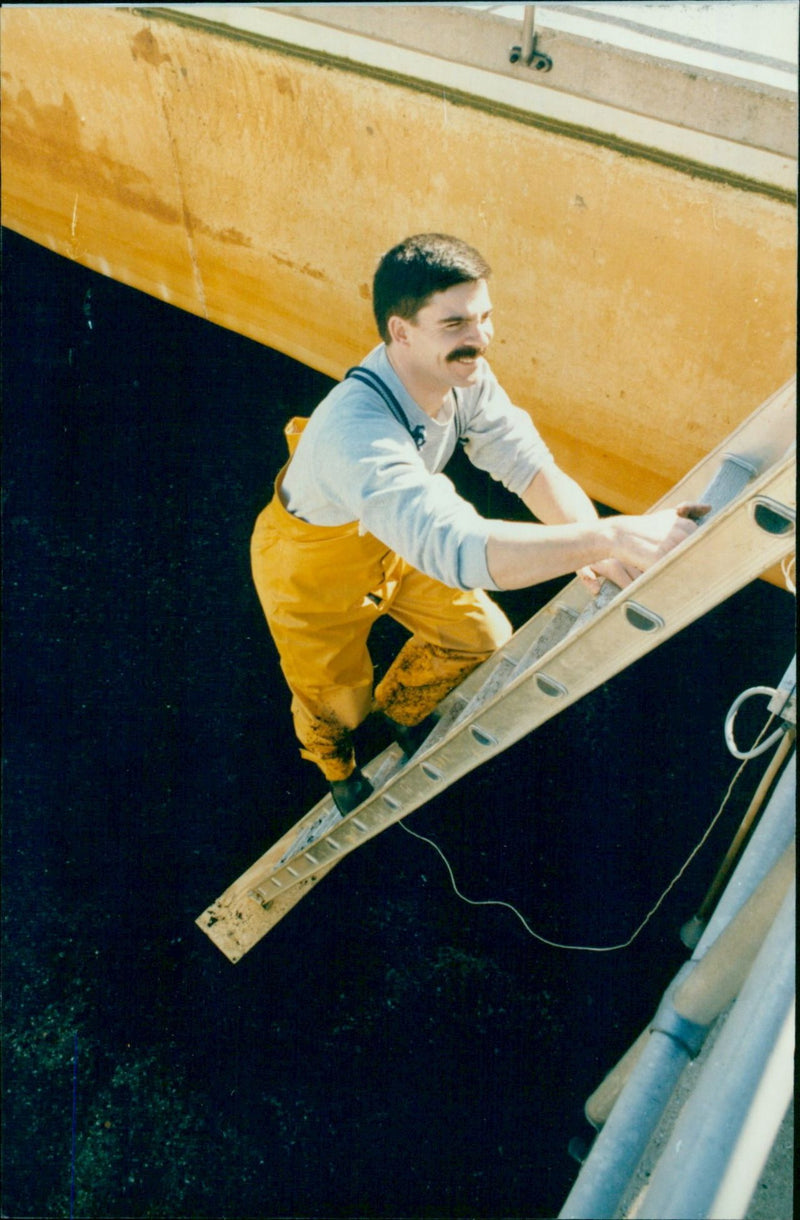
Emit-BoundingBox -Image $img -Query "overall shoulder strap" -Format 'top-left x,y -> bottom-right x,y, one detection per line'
451,388 -> 466,446
344,366 -> 427,451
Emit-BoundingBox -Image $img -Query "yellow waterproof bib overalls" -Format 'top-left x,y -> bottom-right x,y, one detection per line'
250,417 -> 512,781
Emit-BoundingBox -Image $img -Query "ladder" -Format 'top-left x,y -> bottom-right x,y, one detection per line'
198,380 -> 796,962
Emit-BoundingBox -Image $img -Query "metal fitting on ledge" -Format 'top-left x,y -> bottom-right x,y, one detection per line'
509,5 -> 553,71
650,964 -> 710,1058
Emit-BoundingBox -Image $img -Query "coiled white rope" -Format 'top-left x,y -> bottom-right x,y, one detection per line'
724,687 -> 787,759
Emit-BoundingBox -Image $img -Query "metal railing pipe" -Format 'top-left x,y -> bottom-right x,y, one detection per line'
559,1030 -> 691,1219
634,882 -> 795,1219
559,750 -> 795,1218
582,749 -> 795,1132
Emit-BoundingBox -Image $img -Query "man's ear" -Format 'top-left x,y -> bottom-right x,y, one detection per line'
387,314 -> 412,346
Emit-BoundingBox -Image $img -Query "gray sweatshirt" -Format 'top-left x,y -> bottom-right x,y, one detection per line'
279,344 -> 554,591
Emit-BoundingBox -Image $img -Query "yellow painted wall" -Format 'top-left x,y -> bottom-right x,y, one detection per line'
2,6 -> 796,512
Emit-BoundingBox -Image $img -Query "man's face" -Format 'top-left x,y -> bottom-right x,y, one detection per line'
399,278 -> 494,391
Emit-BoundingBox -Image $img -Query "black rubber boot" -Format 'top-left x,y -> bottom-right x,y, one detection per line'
384,714 -> 437,759
330,768 -> 374,815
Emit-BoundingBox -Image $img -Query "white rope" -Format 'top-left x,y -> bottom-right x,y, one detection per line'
399,715 -> 781,952
781,553 -> 796,595
724,687 -> 787,759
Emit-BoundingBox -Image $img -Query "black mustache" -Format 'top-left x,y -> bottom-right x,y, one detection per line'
447,347 -> 485,362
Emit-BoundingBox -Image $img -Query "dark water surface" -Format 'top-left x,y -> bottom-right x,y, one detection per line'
2,228 -> 794,1218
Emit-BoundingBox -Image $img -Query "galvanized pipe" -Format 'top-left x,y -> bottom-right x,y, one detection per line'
560,842 -> 791,1220
636,883 -> 795,1219
582,750 -> 795,1132
559,751 -> 795,1219
559,1030 -> 691,1218
708,999 -> 794,1219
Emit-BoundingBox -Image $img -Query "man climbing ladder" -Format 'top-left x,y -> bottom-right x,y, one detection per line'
251,234 -> 705,813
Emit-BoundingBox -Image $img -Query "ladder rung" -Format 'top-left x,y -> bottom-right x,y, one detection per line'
701,453 -> 757,516
471,725 -> 498,747
752,496 -> 795,535
439,657 -> 518,735
535,673 -> 568,697
516,604 -> 580,664
441,607 -> 580,743
623,602 -> 665,632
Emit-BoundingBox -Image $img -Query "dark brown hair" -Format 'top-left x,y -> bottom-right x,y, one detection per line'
372,234 -> 491,342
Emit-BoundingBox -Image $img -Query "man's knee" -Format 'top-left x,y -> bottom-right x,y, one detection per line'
438,593 -> 512,655
290,684 -> 373,780
374,636 -> 494,725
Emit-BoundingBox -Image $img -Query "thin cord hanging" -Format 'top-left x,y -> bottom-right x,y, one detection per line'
399,713 -> 783,952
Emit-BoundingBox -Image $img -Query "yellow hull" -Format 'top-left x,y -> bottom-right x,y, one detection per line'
1,5 -> 796,515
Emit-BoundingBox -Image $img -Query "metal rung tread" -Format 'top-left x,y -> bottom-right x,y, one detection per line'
702,453 -> 758,515
510,605 -> 582,676
441,654 -> 519,734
